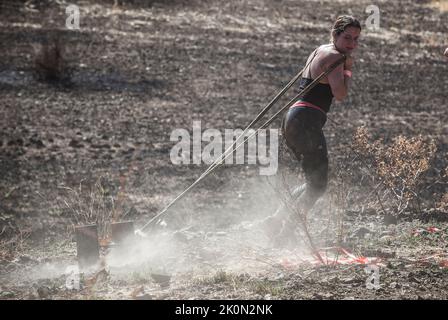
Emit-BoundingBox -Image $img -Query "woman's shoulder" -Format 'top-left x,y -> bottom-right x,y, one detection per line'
318,44 -> 343,57
317,45 -> 344,65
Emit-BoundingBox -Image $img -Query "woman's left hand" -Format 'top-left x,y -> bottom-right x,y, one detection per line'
344,55 -> 354,70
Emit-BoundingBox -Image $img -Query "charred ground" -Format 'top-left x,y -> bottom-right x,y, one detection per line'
1,0 -> 448,299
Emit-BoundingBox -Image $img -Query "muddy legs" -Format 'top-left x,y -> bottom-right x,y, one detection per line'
260,184 -> 307,247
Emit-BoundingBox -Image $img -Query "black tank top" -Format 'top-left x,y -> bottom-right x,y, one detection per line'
297,48 -> 334,113
298,78 -> 333,113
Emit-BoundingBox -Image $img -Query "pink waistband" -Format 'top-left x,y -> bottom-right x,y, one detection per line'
291,101 -> 326,114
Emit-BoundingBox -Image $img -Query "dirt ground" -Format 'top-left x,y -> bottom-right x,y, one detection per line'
1,0 -> 448,300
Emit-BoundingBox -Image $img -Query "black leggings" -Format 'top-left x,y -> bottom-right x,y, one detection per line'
282,106 -> 328,211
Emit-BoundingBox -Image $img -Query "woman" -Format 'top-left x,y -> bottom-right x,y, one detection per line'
445,47 -> 448,57
264,15 -> 362,246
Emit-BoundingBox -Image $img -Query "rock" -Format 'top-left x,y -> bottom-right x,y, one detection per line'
157,293 -> 170,299
27,292 -> 38,299
383,213 -> 398,225
312,292 -> 333,299
354,227 -> 371,239
151,273 -> 171,288
96,269 -> 110,283
1,291 -> 15,298
18,254 -> 36,264
69,139 -> 83,148
37,286 -> 51,299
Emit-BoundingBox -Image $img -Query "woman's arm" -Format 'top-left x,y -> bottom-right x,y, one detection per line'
444,47 -> 448,57
326,52 -> 352,101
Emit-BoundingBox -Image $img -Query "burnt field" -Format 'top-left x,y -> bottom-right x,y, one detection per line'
1,0 -> 448,300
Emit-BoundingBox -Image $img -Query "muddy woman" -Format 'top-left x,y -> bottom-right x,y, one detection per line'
262,15 -> 362,247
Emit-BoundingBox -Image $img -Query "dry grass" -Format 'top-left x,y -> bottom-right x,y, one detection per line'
0,228 -> 30,263
56,175 -> 127,240
352,126 -> 437,215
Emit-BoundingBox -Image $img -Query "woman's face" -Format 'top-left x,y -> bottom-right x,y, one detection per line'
333,26 -> 361,55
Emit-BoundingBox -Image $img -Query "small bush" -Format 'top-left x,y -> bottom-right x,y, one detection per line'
352,126 -> 437,215
57,175 -> 125,240
0,229 -> 30,263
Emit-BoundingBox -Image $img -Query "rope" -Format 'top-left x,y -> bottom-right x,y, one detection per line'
137,54 -> 346,234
